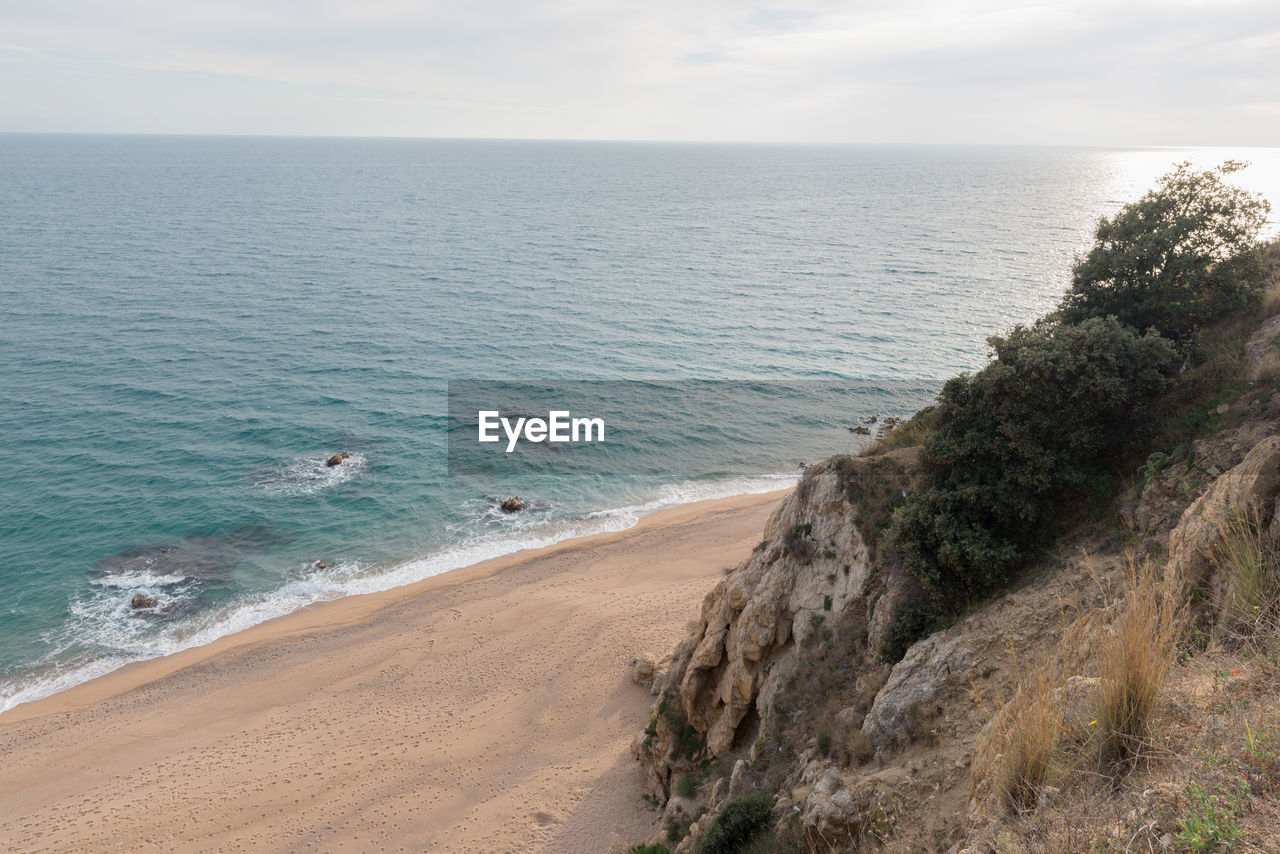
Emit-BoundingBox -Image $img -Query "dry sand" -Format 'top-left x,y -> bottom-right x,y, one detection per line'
0,489 -> 785,854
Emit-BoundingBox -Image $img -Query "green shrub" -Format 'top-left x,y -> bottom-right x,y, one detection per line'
675,723 -> 703,761
1176,780 -> 1249,853
1058,161 -> 1270,343
630,845 -> 670,854
862,405 -> 938,453
878,596 -> 943,663
657,691 -> 705,762
887,317 -> 1177,602
696,793 -> 775,854
834,454 -> 910,558
666,805 -> 703,845
675,772 -> 697,798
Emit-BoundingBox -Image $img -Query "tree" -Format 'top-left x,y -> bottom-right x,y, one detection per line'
887,318 -> 1178,603
1057,161 -> 1270,341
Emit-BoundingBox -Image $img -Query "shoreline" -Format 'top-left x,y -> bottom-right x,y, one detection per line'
1,487 -> 787,728
0,487 -> 785,854
0,477 -> 796,720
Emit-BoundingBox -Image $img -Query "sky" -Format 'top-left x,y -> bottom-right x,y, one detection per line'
0,0 -> 1277,145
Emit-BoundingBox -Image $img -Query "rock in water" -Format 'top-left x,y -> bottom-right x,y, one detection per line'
326,452 -> 351,468
500,496 -> 524,513
131,594 -> 156,609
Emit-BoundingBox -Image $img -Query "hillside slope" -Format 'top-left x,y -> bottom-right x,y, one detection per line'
625,243 -> 1280,853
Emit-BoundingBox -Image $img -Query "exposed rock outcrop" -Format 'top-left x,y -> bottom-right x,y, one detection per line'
682,460 -> 871,751
631,654 -> 672,695
499,496 -> 524,513
1166,435 -> 1280,591
131,594 -> 156,609
325,452 -> 351,467
633,453 -> 915,799
861,634 -> 972,751
800,767 -> 895,847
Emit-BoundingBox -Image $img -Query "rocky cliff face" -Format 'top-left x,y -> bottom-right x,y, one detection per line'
628,298 -> 1280,854
629,263 -> 1280,852
633,422 -> 1280,852
631,453 -> 916,802
1167,435 -> 1280,592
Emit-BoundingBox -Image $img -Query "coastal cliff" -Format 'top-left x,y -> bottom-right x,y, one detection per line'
631,453 -> 914,796
632,346 -> 1280,852
627,180 -> 1280,852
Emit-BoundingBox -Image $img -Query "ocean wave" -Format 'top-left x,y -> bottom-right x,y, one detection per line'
0,473 -> 794,714
91,571 -> 188,589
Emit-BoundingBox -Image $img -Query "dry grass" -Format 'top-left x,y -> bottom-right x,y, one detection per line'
1263,285 -> 1280,318
991,668 -> 1063,814
1256,352 -> 1280,385
969,599 -> 1104,820
962,544 -> 1280,851
1095,559 -> 1185,775
1209,512 -> 1280,642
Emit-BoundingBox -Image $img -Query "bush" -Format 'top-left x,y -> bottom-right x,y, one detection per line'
1058,161 -> 1270,342
887,318 -> 1178,601
834,454 -> 910,558
675,772 -> 697,799
631,846 -> 670,854
878,596 -> 942,663
782,523 -> 814,561
657,691 -> 705,763
695,793 -> 774,854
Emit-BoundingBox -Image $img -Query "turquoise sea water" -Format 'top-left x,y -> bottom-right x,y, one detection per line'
2,136 -> 1277,712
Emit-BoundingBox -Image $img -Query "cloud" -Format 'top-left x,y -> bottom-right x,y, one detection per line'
0,0 -> 1277,143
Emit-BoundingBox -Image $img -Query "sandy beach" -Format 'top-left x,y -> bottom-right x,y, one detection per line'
0,489 -> 784,854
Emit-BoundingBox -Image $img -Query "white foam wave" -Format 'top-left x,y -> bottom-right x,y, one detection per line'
253,452 -> 368,496
584,473 -> 799,520
0,655 -> 140,714
91,572 -> 187,589
0,474 -> 796,715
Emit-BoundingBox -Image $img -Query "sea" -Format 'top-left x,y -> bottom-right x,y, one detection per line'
2,136 -> 1278,713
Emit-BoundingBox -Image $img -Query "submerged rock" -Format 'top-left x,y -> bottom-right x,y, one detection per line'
325,452 -> 352,468
500,496 -> 524,513
131,594 -> 156,609
95,525 -> 279,588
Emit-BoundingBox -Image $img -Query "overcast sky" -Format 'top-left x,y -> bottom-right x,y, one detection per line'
1,0 -> 1277,144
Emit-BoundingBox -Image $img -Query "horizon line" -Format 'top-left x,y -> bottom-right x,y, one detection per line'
1,131 -> 1276,150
